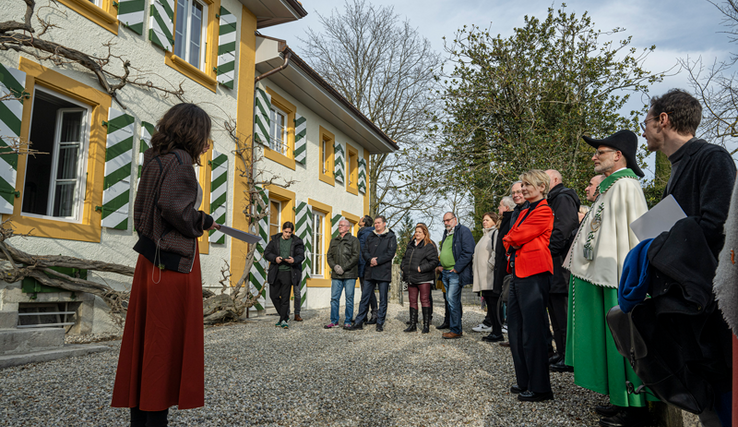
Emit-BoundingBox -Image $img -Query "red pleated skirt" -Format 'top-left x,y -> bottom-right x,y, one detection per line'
111,246 -> 204,411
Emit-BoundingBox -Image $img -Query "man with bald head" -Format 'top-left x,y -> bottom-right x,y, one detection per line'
544,169 -> 580,373
585,175 -> 605,203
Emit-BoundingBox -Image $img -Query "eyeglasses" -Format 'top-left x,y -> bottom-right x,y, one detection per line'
640,111 -> 674,131
593,149 -> 617,158
443,218 -> 455,223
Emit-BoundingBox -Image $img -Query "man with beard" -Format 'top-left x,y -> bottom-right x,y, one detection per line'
565,130 -> 650,427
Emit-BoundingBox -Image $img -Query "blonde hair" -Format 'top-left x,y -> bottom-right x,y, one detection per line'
415,223 -> 432,246
519,169 -> 551,197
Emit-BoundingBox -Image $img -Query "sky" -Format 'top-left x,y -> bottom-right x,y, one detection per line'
266,0 -> 737,228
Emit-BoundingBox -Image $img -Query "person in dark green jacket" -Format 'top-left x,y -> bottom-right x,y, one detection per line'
324,219 -> 360,328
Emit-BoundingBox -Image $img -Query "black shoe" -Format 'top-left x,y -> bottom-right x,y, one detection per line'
550,359 -> 574,373
367,315 -> 377,325
595,405 -> 622,418
421,307 -> 431,334
404,308 -> 418,332
598,407 -> 652,427
482,333 -> 504,342
345,323 -> 363,331
548,354 -> 562,365
376,323 -> 383,332
436,318 -> 450,329
518,390 -> 553,402
510,385 -> 527,394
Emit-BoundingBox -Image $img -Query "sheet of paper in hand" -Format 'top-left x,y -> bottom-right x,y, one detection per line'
217,225 -> 262,243
629,194 -> 687,241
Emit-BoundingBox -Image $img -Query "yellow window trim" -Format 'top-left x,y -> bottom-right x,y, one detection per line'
6,58 -> 111,243
197,148 -> 212,254
262,87 -> 296,170
265,185 -> 295,226
363,150 -> 370,215
307,198 -> 331,287
346,143 -> 359,195
229,6 -> 257,288
165,0 -> 220,92
318,126 -> 335,186
56,0 -> 119,35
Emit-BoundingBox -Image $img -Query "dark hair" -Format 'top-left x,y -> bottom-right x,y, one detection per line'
482,211 -> 499,223
151,103 -> 212,165
282,221 -> 294,232
649,89 -> 702,136
361,215 -> 373,227
374,215 -> 387,224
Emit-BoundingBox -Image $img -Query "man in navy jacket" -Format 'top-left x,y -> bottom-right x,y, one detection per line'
435,212 -> 475,339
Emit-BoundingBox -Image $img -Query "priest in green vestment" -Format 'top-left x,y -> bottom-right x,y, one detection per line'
564,130 -> 653,427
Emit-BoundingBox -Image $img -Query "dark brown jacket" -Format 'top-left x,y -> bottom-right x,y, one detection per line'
133,148 -> 213,273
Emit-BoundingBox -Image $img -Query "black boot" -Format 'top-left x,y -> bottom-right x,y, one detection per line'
421,307 -> 431,334
404,308 -> 418,332
436,317 -> 450,329
130,408 -> 146,427
367,312 -> 377,325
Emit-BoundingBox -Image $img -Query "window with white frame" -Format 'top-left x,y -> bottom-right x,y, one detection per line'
311,211 -> 325,277
269,105 -> 288,155
22,88 -> 90,220
269,200 -> 281,237
174,0 -> 208,70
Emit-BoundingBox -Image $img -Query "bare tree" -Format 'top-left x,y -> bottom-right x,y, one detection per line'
300,0 -> 442,227
681,0 -> 738,157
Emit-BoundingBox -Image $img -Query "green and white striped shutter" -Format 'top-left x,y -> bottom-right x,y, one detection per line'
102,108 -> 135,230
137,121 -> 155,186
295,200 -> 312,308
118,0 -> 146,35
149,0 -> 174,51
216,6 -> 237,89
334,142 -> 345,184
331,214 -> 344,239
0,64 -> 25,215
294,113 -> 306,165
254,88 -> 271,145
248,187 -> 269,311
358,157 -> 367,194
209,150 -> 228,244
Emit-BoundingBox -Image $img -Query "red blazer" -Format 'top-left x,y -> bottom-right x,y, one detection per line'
502,200 -> 554,278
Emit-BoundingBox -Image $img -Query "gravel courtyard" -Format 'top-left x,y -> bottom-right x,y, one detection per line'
0,302 -> 606,426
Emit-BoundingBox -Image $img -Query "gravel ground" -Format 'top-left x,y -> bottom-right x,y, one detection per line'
1,303 -> 606,427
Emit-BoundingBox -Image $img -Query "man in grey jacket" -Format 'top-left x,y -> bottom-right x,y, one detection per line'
325,219 -> 360,329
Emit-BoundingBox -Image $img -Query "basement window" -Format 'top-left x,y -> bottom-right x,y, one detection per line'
17,302 -> 81,329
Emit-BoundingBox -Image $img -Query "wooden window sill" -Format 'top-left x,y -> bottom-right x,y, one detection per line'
165,52 -> 217,92
57,0 -> 119,34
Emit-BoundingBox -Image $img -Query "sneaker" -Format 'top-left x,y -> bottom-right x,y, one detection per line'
343,323 -> 352,329
502,325 -> 508,333
281,320 -> 289,329
472,323 -> 492,333
324,322 -> 339,329
275,320 -> 283,327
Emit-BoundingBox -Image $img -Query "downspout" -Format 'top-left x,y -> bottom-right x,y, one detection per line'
247,53 -> 291,319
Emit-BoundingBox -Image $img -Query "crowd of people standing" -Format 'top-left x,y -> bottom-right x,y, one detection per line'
111,88 -> 737,427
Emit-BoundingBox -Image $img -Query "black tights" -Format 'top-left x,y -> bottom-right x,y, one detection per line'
130,407 -> 169,427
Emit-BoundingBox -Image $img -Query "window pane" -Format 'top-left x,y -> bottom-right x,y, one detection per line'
60,111 -> 83,143
174,0 -> 187,59
56,146 -> 79,180
53,182 -> 76,217
188,2 -> 203,67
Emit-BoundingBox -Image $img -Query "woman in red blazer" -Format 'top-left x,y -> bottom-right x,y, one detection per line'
502,169 -> 555,403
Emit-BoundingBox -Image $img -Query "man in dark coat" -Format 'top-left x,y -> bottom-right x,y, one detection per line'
263,222 -> 305,328
641,89 -> 736,425
435,212 -> 475,339
356,215 -> 377,324
545,169 -> 581,372
346,216 -> 397,332
325,219 -> 360,329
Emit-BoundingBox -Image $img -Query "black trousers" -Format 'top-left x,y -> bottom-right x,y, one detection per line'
481,290 -> 503,335
547,293 -> 568,357
507,270 -> 552,394
131,407 -> 168,427
270,270 -> 292,322
359,277 -> 377,315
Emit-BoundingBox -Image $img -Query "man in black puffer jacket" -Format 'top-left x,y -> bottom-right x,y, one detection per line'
356,216 -> 378,324
347,216 -> 397,332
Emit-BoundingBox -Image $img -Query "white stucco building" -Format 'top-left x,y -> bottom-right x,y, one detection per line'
0,0 -> 395,334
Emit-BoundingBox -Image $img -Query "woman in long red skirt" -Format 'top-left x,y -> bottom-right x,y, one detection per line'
112,103 -> 218,427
